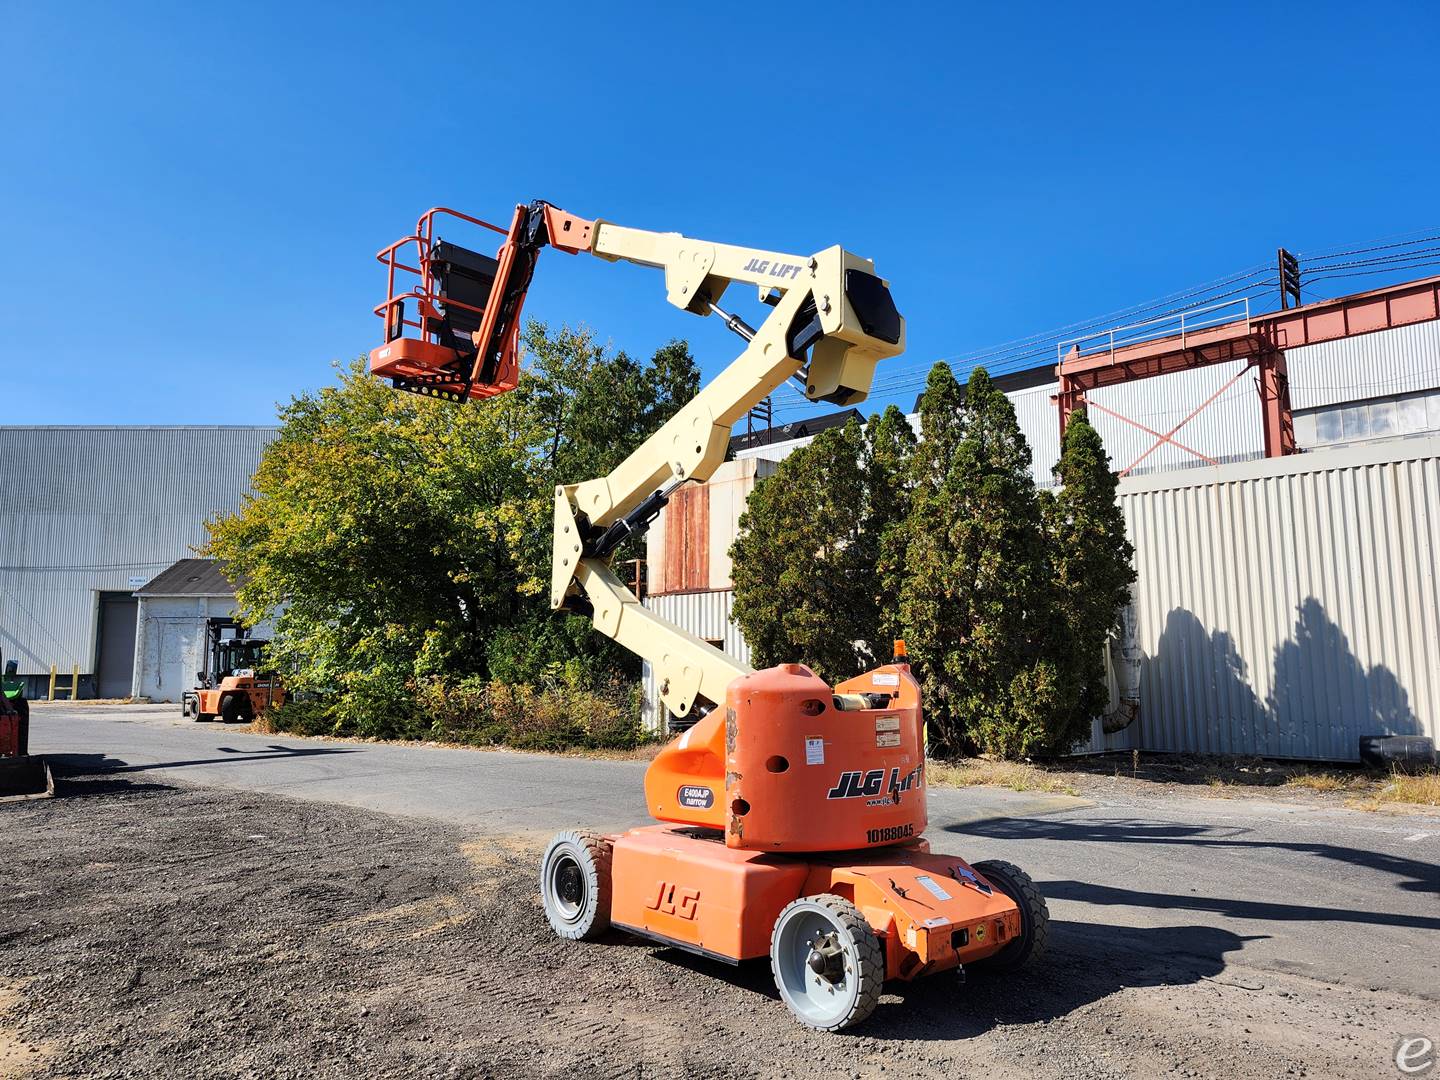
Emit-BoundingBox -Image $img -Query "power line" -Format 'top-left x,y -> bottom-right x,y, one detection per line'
766,225 -> 1440,422
1298,229 -> 1440,261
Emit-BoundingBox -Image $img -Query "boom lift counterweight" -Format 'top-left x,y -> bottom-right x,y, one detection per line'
367,202 -> 1048,1030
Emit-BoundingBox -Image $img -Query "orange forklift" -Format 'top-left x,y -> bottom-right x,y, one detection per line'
365,201 -> 1049,1030
181,619 -> 285,723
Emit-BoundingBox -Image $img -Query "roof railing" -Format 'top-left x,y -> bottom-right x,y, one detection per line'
1058,296 -> 1253,365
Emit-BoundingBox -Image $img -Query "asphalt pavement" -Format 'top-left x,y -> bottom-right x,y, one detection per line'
27,702 -> 1440,1001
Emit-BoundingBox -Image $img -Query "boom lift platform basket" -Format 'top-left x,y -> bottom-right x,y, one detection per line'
366,201 -> 1047,1031
371,204 -> 592,401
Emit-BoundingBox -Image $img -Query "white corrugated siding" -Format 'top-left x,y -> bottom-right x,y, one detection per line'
1288,319 -> 1440,410
640,591 -> 750,733
1007,383 -> 1063,486
1119,437 -> 1440,760
0,427 -> 278,674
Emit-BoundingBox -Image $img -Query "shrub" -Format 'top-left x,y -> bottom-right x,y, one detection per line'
264,698 -> 336,736
266,674 -> 650,754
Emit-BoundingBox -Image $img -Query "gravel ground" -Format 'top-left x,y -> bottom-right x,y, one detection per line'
2,772 -> 1435,1079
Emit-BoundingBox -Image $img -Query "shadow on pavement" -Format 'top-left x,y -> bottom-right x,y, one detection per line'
636,918 -> 1253,1039
1041,878 -> 1440,931
946,815 -> 1440,900
43,772 -> 179,799
48,744 -> 364,776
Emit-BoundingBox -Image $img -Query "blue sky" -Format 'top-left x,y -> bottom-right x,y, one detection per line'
4,1 -> 1437,426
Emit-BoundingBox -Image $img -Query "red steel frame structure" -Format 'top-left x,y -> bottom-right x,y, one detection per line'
1056,275 -> 1440,473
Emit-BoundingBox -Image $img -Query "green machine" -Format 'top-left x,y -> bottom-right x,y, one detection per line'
1,652 -> 53,800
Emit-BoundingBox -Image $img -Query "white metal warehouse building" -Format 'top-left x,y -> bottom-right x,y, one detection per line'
0,426 -> 277,699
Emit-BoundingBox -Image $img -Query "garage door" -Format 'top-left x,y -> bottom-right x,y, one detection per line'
96,593 -> 138,699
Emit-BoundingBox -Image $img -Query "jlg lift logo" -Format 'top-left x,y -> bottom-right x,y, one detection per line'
826,764 -> 923,801
646,881 -> 700,920
742,257 -> 805,281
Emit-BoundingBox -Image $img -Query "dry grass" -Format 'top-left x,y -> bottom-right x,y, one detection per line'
1347,769 -> 1440,812
927,758 -> 1079,797
1283,770 -> 1371,794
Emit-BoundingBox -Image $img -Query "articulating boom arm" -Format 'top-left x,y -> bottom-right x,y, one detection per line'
371,201 -> 906,720
547,206 -> 905,719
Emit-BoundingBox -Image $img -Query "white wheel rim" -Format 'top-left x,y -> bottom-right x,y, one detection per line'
773,904 -> 861,1027
545,849 -> 587,925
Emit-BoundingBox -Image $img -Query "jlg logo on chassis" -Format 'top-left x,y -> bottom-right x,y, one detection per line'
826,764 -> 924,801
645,881 -> 699,920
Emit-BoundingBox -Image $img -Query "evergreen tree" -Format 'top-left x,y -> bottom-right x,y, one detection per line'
897,364 -> 968,740
731,420 -> 870,682
1041,407 -> 1137,745
862,405 -> 918,643
901,365 -> 1061,757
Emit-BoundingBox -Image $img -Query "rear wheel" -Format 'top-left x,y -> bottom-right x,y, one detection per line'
972,859 -> 1049,971
219,694 -> 243,724
13,697 -> 29,757
540,831 -> 612,941
770,893 -> 883,1031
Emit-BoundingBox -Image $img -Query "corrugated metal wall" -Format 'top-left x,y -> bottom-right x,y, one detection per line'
1119,437 -> 1440,760
640,591 -> 752,733
0,426 -> 278,675
1288,318 -> 1440,410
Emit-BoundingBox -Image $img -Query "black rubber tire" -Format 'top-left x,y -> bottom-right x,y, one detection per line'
972,859 -> 1049,972
14,697 -> 29,757
539,831 -> 612,941
770,893 -> 884,1031
219,694 -> 243,724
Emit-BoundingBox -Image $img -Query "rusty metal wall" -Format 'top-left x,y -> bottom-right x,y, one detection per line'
1117,436 -> 1440,761
657,483 -> 709,595
647,457 -> 775,596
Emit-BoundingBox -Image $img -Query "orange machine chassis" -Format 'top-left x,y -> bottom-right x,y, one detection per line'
606,824 -> 1021,979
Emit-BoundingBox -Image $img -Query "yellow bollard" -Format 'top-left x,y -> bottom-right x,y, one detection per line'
47,664 -> 80,700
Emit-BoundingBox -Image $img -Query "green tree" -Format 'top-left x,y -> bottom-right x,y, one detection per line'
895,364 -> 968,744
900,365 -> 1064,757
862,405 -> 918,643
207,324 -> 700,733
731,409 -> 915,683
1040,407 -> 1136,744
731,419 -> 869,682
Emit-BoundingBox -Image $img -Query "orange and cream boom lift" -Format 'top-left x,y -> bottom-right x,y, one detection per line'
368,202 -> 1049,1030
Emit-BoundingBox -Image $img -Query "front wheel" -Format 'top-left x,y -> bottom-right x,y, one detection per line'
770,893 -> 884,1031
539,831 -> 612,941
972,859 -> 1049,971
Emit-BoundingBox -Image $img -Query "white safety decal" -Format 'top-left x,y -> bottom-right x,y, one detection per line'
805,737 -> 825,765
876,732 -> 901,748
915,875 -> 953,902
875,715 -> 900,732
872,672 -> 900,687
